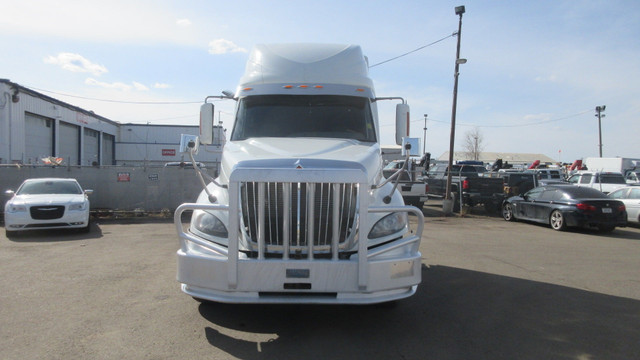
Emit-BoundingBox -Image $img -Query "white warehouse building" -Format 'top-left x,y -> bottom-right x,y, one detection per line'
0,79 -> 224,168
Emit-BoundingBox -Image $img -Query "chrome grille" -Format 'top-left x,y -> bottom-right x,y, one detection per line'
240,182 -> 358,256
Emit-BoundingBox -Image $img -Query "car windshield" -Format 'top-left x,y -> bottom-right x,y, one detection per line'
17,180 -> 82,195
230,95 -> 376,142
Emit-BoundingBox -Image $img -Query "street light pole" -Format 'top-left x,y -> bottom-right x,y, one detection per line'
444,5 -> 466,213
423,114 -> 428,154
595,105 -> 606,157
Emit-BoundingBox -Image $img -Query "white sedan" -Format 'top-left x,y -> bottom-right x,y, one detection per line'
608,186 -> 640,224
4,178 -> 92,237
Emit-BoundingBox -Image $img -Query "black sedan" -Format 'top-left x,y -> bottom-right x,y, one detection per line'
502,185 -> 627,232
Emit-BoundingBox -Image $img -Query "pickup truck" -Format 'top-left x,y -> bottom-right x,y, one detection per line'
500,171 -> 539,197
566,171 -> 627,194
426,163 -> 505,211
382,159 -> 428,208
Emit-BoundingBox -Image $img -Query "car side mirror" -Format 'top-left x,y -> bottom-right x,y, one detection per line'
84,190 -> 93,196
5,190 -> 15,197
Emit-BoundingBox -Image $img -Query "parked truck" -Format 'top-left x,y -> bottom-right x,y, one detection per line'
566,170 -> 627,194
584,157 -> 640,182
426,162 -> 505,212
173,44 -> 424,304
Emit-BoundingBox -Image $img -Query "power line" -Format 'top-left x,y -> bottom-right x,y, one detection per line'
26,86 -> 202,104
463,110 -> 592,128
380,109 -> 592,128
369,32 -> 457,68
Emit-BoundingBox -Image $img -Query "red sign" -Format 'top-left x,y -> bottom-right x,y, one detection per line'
162,149 -> 176,156
117,172 -> 130,182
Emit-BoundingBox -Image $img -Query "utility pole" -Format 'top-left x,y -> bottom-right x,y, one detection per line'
595,105 -> 606,157
423,114 -> 428,154
444,5 -> 466,214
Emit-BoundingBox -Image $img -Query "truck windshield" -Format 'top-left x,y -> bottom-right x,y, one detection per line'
230,95 -> 376,142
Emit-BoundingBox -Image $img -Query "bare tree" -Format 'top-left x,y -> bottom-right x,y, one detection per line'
463,127 -> 484,161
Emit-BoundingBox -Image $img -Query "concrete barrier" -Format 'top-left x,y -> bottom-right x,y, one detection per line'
1,165 -> 213,213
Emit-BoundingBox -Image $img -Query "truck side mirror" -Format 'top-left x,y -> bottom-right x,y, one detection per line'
199,103 -> 215,145
395,103 -> 410,145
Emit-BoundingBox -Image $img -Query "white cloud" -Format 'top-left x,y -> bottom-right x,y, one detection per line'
176,18 -> 192,27
133,82 -> 149,91
154,83 -> 171,89
85,78 -> 149,92
208,39 -> 247,55
44,53 -> 108,76
85,78 -> 131,91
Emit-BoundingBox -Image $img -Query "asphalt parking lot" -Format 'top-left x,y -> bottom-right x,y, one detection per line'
1,205 -> 639,360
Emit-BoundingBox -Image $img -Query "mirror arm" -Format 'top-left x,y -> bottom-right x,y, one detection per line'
186,143 -> 226,204
373,96 -> 406,104
205,94 -> 236,102
373,143 -> 413,205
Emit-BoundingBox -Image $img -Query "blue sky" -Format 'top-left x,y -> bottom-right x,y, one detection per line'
1,0 -> 639,163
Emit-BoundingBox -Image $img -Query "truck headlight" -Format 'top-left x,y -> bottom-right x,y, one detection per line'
192,211 -> 228,238
368,212 -> 408,239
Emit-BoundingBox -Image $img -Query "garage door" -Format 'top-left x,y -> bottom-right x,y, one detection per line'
24,113 -> 54,164
102,133 -> 115,165
83,128 -> 99,165
59,122 -> 80,165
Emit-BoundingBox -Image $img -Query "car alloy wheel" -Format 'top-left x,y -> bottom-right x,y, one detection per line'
502,203 -> 515,222
549,210 -> 566,231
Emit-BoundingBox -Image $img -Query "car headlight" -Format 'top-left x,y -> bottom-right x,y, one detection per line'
69,202 -> 86,211
368,212 -> 408,239
192,211 -> 228,238
7,204 -> 27,213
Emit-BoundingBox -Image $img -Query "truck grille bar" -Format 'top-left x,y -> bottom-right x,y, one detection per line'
240,182 -> 358,258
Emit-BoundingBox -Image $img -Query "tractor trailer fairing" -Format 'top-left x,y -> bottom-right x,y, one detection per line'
174,44 -> 424,304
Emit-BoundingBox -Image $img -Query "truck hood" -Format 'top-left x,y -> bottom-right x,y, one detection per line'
220,138 -> 382,183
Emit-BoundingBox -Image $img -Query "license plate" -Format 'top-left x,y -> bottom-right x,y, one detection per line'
602,208 -> 612,213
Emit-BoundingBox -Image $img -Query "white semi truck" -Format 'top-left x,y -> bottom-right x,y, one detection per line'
174,43 -> 424,304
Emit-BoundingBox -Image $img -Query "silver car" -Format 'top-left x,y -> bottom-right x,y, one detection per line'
608,186 -> 640,224
4,178 -> 92,237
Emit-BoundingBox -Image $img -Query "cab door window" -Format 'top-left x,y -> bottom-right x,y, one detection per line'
579,174 -> 592,184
